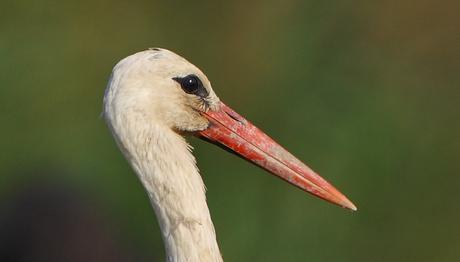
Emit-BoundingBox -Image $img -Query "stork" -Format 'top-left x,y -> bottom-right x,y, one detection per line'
103,48 -> 356,262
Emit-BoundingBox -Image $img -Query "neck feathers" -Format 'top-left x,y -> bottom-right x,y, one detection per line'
105,110 -> 222,261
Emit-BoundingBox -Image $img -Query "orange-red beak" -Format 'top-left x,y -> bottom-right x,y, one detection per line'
198,102 -> 357,211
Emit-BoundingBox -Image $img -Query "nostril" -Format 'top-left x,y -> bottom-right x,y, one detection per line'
225,110 -> 247,126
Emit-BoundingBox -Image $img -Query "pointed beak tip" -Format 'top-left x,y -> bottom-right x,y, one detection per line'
342,199 -> 358,212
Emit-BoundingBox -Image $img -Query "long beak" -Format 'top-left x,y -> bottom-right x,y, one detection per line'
197,102 -> 357,211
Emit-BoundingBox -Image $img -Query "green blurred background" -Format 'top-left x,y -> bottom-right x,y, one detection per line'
1,0 -> 459,261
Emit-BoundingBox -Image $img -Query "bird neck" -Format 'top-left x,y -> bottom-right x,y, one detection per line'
119,124 -> 223,262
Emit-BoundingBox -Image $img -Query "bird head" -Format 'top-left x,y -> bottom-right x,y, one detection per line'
104,48 -> 220,133
104,48 -> 356,211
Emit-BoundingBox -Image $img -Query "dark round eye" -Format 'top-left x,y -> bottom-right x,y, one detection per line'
182,75 -> 199,93
172,74 -> 209,97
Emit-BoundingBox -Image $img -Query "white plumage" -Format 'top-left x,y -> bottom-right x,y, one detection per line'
104,49 -> 222,261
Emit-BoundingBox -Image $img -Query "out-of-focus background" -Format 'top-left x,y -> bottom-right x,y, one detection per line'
1,0 -> 459,261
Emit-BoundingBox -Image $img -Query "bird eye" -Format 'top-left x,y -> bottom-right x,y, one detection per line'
172,74 -> 209,97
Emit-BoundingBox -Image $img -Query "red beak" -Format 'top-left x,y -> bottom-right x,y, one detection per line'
198,102 -> 357,211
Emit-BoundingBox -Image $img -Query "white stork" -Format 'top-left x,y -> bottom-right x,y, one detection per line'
103,48 -> 356,262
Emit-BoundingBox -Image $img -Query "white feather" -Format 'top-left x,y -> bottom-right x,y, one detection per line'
104,49 -> 223,262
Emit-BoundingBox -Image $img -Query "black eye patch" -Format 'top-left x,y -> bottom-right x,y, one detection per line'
172,74 -> 209,98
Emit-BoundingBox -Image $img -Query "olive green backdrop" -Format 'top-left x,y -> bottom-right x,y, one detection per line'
1,0 -> 459,261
